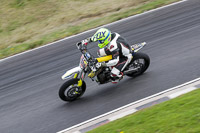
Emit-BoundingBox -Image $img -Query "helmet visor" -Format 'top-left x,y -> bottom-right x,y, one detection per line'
97,31 -> 110,44
98,40 -> 104,44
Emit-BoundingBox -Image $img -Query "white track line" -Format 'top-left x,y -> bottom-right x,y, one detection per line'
0,0 -> 187,63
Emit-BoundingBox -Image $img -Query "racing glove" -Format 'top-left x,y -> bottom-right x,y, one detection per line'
81,38 -> 90,45
79,38 -> 91,50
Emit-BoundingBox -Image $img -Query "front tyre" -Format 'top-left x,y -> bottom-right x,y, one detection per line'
59,78 -> 86,102
126,52 -> 150,77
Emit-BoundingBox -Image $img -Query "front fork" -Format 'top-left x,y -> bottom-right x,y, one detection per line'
74,71 -> 85,87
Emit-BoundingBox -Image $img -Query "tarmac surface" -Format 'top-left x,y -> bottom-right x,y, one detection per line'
0,0 -> 200,133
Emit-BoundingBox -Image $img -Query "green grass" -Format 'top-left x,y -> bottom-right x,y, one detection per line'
88,89 -> 200,133
0,0 -> 180,59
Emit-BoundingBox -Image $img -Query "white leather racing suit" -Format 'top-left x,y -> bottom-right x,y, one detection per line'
97,33 -> 132,82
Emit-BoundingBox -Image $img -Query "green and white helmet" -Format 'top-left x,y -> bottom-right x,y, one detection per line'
91,28 -> 112,48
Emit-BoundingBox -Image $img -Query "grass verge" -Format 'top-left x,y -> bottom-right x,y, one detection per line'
88,88 -> 200,133
0,0 -> 180,59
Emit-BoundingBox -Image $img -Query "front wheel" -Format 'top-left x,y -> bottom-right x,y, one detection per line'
126,52 -> 150,78
59,78 -> 86,102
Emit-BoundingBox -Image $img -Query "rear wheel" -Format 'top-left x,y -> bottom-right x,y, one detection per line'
126,52 -> 150,77
59,78 -> 86,102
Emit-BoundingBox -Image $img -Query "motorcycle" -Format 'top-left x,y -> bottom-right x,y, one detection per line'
59,42 -> 150,102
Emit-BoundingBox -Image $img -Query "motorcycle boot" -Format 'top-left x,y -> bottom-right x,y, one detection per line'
110,67 -> 123,84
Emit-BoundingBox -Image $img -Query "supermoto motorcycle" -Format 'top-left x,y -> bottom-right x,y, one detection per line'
59,42 -> 150,102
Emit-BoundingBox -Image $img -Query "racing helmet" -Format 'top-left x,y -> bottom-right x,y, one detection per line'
91,28 -> 112,48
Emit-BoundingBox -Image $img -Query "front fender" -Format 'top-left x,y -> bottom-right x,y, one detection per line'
61,66 -> 81,80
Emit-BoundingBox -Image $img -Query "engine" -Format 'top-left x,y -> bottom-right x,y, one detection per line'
97,68 -> 111,84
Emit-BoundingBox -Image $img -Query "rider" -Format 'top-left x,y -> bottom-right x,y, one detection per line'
79,28 -> 132,83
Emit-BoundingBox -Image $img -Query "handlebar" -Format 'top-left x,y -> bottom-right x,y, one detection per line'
76,42 -> 87,54
76,41 -> 97,66
76,42 -> 82,50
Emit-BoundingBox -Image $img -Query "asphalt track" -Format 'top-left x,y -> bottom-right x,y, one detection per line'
0,0 -> 200,133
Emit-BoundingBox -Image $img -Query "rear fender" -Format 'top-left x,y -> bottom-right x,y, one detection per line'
61,66 -> 81,80
132,42 -> 147,52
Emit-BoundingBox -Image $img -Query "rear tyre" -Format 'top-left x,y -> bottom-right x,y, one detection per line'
126,52 -> 150,78
59,78 -> 86,102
